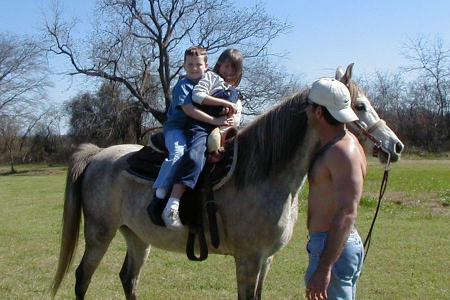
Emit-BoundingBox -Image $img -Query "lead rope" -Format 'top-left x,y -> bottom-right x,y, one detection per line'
363,151 -> 391,262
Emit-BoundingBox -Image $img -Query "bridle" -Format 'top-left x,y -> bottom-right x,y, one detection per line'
350,119 -> 390,160
350,118 -> 392,262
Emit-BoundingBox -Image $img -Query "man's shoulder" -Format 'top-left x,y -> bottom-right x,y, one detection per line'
325,136 -> 365,169
329,138 -> 352,155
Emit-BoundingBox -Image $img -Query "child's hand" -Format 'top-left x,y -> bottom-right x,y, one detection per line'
220,107 -> 230,116
226,103 -> 238,115
213,116 -> 234,126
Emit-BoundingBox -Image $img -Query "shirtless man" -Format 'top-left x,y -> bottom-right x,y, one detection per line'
305,78 -> 367,300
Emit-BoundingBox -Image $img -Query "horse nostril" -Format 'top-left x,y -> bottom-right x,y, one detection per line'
395,141 -> 404,154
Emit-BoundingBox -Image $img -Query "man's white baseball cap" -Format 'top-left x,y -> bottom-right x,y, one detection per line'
309,77 -> 358,123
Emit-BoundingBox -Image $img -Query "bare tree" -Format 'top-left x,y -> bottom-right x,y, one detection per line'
402,36 -> 449,117
0,112 -> 48,172
359,71 -> 406,129
240,56 -> 303,116
0,33 -> 50,118
65,82 -> 144,146
44,0 -> 290,124
25,109 -> 68,163
0,116 -> 21,173
0,33 -> 54,170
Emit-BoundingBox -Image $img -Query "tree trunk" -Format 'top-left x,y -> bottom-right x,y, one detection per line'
7,146 -> 16,173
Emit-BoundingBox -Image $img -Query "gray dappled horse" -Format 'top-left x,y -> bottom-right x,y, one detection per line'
51,64 -> 404,300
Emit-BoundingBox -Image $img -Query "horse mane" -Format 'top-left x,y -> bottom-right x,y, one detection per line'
234,89 -> 310,189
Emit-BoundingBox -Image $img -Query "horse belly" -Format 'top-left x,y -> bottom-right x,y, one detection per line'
220,188 -> 298,256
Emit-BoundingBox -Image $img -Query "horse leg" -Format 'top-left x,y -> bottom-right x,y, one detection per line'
234,253 -> 264,300
119,226 -> 151,300
255,256 -> 274,300
74,222 -> 117,300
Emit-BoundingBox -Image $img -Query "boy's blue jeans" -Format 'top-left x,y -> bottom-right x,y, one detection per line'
172,126 -> 208,189
152,128 -> 187,191
305,230 -> 364,300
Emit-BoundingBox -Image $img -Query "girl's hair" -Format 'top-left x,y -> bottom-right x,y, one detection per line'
212,49 -> 243,87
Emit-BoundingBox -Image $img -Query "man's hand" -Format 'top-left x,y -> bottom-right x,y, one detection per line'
306,267 -> 331,300
213,116 -> 234,126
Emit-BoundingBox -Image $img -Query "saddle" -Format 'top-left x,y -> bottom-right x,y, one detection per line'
126,128 -> 238,261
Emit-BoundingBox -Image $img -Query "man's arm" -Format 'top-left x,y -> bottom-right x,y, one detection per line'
181,103 -> 233,126
306,144 -> 364,299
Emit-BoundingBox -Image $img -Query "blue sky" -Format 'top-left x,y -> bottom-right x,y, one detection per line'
255,0 -> 450,79
1,0 -> 449,105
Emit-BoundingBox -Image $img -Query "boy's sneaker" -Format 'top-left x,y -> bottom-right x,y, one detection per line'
162,206 -> 184,231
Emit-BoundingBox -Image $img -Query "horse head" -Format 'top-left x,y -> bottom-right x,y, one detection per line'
335,63 -> 404,164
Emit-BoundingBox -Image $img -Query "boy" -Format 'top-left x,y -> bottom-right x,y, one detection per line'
149,46 -> 236,228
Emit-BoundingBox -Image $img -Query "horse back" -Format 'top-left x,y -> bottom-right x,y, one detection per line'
81,144 -> 145,224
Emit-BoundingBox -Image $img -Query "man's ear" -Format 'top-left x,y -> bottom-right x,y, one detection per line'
314,106 -> 325,120
315,105 -> 324,119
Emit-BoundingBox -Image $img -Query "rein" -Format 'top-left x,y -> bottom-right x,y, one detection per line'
363,157 -> 390,262
351,118 -> 392,262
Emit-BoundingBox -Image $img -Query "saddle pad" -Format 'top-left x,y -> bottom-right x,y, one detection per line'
126,140 -> 236,190
126,146 -> 166,181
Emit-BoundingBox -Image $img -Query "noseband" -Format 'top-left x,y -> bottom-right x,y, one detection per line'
350,119 -> 390,161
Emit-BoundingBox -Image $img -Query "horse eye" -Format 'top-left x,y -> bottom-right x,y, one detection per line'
354,103 -> 366,111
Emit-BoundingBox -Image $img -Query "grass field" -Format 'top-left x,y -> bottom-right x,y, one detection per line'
0,159 -> 449,299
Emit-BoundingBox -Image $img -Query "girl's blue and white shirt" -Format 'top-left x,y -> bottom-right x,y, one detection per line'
192,70 -> 242,126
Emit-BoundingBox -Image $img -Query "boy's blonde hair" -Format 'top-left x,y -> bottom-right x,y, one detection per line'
213,49 -> 243,87
184,46 -> 208,63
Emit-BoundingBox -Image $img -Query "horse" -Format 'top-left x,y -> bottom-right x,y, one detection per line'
51,64 -> 404,300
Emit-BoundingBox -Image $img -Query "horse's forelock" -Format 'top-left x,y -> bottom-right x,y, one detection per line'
234,89 -> 310,189
347,80 -> 366,103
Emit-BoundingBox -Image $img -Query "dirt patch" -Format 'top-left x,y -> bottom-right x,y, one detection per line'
365,190 -> 450,215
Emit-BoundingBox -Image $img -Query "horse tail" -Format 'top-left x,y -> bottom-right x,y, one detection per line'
51,143 -> 102,298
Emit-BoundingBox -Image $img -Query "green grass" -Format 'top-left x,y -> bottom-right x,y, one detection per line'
363,159 -> 450,209
0,161 -> 449,299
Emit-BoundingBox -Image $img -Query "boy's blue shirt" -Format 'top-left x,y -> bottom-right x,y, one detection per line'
164,76 -> 197,132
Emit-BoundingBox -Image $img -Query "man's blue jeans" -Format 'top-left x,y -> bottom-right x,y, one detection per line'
305,230 -> 364,300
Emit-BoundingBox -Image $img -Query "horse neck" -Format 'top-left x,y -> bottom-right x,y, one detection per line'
271,127 -> 320,193
233,91 -> 320,191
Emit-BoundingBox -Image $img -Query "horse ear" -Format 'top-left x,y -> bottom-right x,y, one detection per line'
335,66 -> 345,81
341,63 -> 355,84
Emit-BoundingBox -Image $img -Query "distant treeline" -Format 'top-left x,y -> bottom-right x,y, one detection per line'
0,79 -> 448,167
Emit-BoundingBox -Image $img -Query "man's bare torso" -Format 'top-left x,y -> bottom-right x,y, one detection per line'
307,131 -> 366,232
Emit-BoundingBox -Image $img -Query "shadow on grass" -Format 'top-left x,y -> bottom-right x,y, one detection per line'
0,170 -> 30,176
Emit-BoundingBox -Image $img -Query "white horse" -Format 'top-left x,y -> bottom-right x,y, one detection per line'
51,64 -> 404,300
